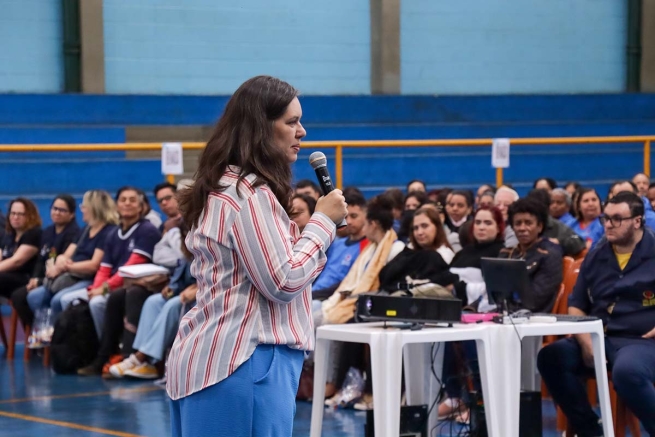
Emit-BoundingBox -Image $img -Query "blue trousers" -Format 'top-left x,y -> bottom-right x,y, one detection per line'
133,294 -> 184,362
169,344 -> 304,437
538,336 -> 655,436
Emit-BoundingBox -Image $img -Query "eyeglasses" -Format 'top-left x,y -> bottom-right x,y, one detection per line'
157,195 -> 174,204
51,206 -> 70,214
599,214 -> 638,227
9,211 -> 25,217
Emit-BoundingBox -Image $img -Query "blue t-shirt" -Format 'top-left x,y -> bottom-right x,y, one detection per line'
101,219 -> 161,275
72,224 -> 117,263
313,237 -> 368,291
571,217 -> 605,249
558,212 -> 576,228
34,220 -> 81,277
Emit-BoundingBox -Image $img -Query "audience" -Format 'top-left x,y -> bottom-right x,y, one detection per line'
538,192 -> 655,436
312,191 -> 368,298
533,177 -> 557,193
476,191 -> 495,210
294,179 -> 321,200
0,198 -> 42,300
404,191 -> 427,211
449,207 -> 506,312
549,188 -> 576,227
649,182 -> 655,210
406,179 -> 426,193
59,187 -> 161,338
378,207 -> 455,292
475,184 -> 495,207
632,172 -> 650,198
382,188 -> 405,234
570,188 -> 604,249
154,182 -> 182,233
493,186 -> 519,247
499,197 -> 563,313
141,191 -> 162,229
0,210 -> 5,241
564,181 -> 581,196
607,180 -> 655,230
527,189 -> 585,258
11,194 -> 81,328
291,194 -> 316,232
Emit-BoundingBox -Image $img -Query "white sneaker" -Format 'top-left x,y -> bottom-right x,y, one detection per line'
108,354 -> 140,378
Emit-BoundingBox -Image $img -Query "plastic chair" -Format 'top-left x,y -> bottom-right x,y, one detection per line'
0,298 -> 49,366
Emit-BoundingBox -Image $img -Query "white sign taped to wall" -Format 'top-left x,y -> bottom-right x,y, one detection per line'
161,142 -> 184,175
492,138 -> 510,168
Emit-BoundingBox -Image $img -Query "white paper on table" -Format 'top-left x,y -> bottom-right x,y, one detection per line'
492,138 -> 510,168
161,142 -> 184,175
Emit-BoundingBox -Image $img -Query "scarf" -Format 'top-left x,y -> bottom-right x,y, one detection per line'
322,229 -> 398,324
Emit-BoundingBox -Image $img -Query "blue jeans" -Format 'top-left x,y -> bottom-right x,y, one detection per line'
133,294 -> 185,362
538,336 -> 655,436
169,344 -> 304,437
50,280 -> 93,319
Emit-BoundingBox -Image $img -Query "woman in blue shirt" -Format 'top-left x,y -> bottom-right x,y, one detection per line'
570,188 -> 604,249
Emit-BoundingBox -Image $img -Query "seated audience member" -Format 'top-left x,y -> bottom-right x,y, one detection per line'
444,190 -> 473,234
607,180 -> 655,229
404,191 -> 427,212
294,179 -> 321,200
550,188 -> 576,227
154,182 -> 182,233
317,195 -> 404,326
108,226 -> 195,379
378,207 -> 455,292
649,182 -> 655,211
11,194 -> 81,327
494,186 -> 519,247
406,179 -> 426,193
527,189 -> 585,258
475,184 -> 495,208
564,181 -> 581,196
533,177 -> 557,193
632,172 -> 650,198
450,207 -> 506,312
60,187 -> 161,338
383,188 -> 405,234
499,197 -> 563,313
312,192 -> 368,298
38,190 -> 118,318
570,188 -> 604,249
426,189 -> 440,204
140,190 -> 162,229
476,191 -> 495,210
291,194 -> 316,233
538,192 -> 655,436
0,210 -> 5,241
0,199 -> 42,300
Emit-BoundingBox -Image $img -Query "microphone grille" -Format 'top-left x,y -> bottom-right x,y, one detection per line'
309,152 -> 327,169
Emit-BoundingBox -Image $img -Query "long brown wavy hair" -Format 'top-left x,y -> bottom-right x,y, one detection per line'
179,76 -> 298,227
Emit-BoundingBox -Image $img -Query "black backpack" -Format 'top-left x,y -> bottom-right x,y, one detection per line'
50,300 -> 100,374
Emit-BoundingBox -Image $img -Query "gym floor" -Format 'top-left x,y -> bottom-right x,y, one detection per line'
0,319 -> 642,436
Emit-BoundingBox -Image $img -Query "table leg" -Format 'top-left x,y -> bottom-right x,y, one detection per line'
520,335 -> 542,391
403,342 -> 444,432
475,337 -> 501,437
591,332 -> 615,437
310,337 -> 329,437
489,327 -> 522,436
370,335 -> 400,437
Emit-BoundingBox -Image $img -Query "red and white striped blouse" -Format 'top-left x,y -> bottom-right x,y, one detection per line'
166,168 -> 336,400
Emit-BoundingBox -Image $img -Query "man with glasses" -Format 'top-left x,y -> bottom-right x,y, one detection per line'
154,182 -> 181,233
538,192 -> 655,436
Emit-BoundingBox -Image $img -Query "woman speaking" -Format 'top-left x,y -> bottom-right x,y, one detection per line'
167,76 -> 347,436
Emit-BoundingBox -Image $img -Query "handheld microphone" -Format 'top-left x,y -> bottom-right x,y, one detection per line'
308,152 -> 347,228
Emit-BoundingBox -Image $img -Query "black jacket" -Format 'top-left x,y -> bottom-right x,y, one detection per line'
498,238 -> 563,313
543,217 -> 585,258
378,247 -> 456,291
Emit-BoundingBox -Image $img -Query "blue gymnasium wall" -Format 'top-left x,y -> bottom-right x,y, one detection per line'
103,0 -> 371,95
0,0 -> 63,93
1,93 -> 655,224
401,0 -> 626,94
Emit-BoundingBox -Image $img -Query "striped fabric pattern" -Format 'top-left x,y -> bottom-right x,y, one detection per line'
167,168 -> 336,400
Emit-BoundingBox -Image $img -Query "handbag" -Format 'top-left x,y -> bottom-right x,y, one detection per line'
45,228 -> 93,294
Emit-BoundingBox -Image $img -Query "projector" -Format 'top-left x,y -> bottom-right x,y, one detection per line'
356,293 -> 462,325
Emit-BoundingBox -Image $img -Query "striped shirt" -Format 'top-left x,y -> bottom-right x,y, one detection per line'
166,169 -> 336,400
